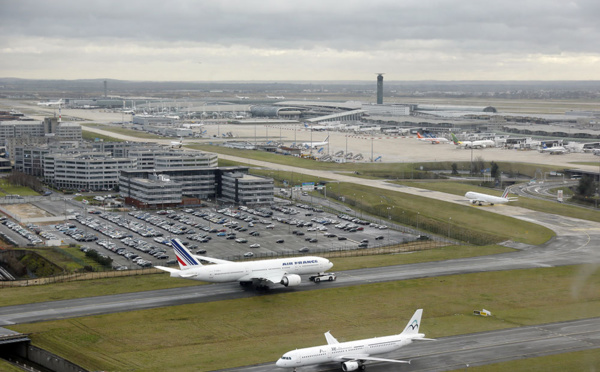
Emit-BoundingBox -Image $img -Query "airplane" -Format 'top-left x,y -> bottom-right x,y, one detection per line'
450,133 -> 495,148
276,309 -> 433,371
37,99 -> 63,106
267,95 -> 285,100
465,187 -> 517,206
236,95 -> 250,100
539,143 -> 568,155
155,239 -> 333,289
416,132 -> 449,144
170,138 -> 183,148
302,135 -> 329,149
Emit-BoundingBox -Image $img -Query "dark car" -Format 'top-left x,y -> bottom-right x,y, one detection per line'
357,242 -> 368,248
196,249 -> 207,254
375,235 -> 384,240
309,238 -> 318,243
337,236 -> 347,241
276,239 -> 285,243
298,247 -> 310,253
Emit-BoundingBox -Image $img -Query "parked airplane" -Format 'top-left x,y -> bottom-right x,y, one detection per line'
539,143 -> 568,154
267,95 -> 285,100
170,138 -> 183,148
236,95 -> 249,100
416,132 -> 449,144
155,239 -> 333,289
465,187 -> 517,206
302,135 -> 329,149
451,133 -> 495,148
276,309 -> 433,371
37,99 -> 63,106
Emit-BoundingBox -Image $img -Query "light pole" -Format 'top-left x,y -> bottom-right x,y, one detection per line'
417,212 -> 420,231
448,217 -> 452,239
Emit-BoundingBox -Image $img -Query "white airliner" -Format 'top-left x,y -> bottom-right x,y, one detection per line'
155,239 -> 333,289
170,138 -> 183,148
539,143 -> 568,154
416,132 -> 449,144
276,309 -> 433,371
37,99 -> 63,106
267,95 -> 285,100
465,187 -> 517,206
451,133 -> 495,148
236,95 -> 250,100
302,135 -> 329,149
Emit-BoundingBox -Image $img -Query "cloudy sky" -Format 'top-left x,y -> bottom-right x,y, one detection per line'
1,0 -> 599,81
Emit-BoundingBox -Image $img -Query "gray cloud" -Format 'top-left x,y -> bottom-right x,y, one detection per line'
1,0 -> 599,80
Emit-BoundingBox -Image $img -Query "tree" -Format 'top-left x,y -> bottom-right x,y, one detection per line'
451,163 -> 459,175
576,176 -> 595,197
490,162 -> 500,180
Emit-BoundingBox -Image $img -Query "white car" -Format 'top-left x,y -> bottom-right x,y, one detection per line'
243,252 -> 255,258
249,243 -> 260,248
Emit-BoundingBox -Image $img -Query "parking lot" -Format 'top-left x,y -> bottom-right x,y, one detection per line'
1,197 -> 419,271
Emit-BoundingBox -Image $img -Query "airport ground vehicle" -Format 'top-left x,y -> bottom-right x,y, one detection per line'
309,272 -> 336,282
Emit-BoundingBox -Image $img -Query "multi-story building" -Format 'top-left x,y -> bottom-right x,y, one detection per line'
119,166 -> 274,208
221,172 -> 274,205
44,152 -> 136,191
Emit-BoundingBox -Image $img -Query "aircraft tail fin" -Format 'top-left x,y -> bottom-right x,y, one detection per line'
324,135 -> 329,142
171,238 -> 202,270
501,187 -> 510,198
417,132 -> 424,139
450,133 -> 460,145
401,309 -> 423,335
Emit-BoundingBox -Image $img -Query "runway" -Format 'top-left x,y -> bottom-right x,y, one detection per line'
217,317 -> 600,371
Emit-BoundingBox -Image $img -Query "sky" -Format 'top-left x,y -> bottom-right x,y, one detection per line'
1,0 -> 599,81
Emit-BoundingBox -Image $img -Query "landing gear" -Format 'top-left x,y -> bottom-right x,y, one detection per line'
239,281 -> 252,288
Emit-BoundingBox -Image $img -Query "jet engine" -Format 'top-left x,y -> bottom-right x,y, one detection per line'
341,361 -> 362,371
280,274 -> 302,287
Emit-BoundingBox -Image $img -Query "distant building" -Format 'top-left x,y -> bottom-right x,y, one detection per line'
119,166 -> 274,208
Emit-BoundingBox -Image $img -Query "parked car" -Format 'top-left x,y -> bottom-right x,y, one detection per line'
276,239 -> 284,244
249,243 -> 260,248
298,247 -> 310,253
243,252 -> 255,258
375,235 -> 384,240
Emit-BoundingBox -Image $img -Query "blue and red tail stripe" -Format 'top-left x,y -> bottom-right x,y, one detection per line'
171,239 -> 200,267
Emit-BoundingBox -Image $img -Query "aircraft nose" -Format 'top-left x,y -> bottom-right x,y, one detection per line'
275,358 -> 285,367
327,260 -> 333,269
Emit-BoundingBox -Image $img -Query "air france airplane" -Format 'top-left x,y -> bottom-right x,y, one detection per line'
155,239 -> 333,289
276,309 -> 432,371
302,135 -> 329,149
465,187 -> 517,206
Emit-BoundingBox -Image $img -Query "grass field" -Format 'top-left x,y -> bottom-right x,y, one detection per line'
325,182 -> 554,245
0,179 -> 41,196
11,264 -> 600,372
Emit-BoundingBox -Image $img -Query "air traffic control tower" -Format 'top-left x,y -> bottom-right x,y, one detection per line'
376,73 -> 384,104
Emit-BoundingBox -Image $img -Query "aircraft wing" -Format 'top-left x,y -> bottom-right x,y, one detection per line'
155,266 -> 178,273
339,355 -> 410,364
155,266 -> 197,278
257,272 -> 287,284
192,255 -> 233,264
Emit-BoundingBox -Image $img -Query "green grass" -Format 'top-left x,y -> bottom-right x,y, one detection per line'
81,129 -> 124,142
0,178 -> 40,196
332,245 -> 514,270
0,360 -> 25,372
399,181 -> 600,224
326,182 -> 554,245
82,123 -> 165,140
10,264 -> 600,372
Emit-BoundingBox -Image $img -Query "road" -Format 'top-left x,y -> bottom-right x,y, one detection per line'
218,317 -> 600,372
